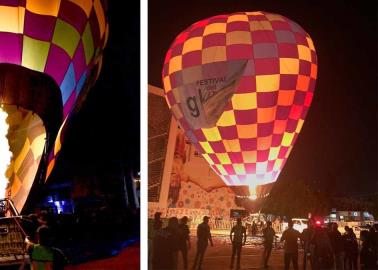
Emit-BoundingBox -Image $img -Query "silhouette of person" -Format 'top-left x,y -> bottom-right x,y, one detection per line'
300,218 -> 315,270
178,216 -> 191,270
229,217 -> 246,269
153,217 -> 180,270
328,223 -> 344,270
343,226 -> 358,270
26,225 -> 67,270
252,221 -> 257,236
262,221 -> 276,268
360,226 -> 376,269
154,212 -> 163,230
281,220 -> 301,270
192,216 -> 213,270
310,225 -> 333,270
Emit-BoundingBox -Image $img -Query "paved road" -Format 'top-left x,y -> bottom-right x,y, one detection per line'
178,236 -> 305,270
65,243 -> 140,270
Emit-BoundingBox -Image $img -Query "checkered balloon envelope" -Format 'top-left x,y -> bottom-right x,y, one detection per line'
162,12 -> 317,199
0,0 -> 108,211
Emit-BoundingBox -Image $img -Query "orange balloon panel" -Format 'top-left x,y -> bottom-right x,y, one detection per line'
4,105 -> 45,212
162,12 -> 317,189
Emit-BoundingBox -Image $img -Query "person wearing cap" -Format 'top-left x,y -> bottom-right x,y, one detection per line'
229,217 -> 247,269
192,216 -> 213,270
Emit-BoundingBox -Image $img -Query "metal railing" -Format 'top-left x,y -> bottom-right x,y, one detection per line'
0,198 -> 29,265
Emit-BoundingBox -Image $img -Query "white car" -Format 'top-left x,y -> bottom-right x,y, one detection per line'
352,225 -> 370,239
282,218 -> 308,233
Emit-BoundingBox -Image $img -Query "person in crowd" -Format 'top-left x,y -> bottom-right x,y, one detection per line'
178,216 -> 191,270
360,225 -> 377,270
259,220 -> 264,234
26,225 -> 67,270
273,218 -> 281,233
328,222 -> 344,270
262,221 -> 276,268
368,226 -> 377,268
281,220 -> 301,270
301,219 -> 315,270
229,217 -> 247,269
37,210 -> 49,227
252,221 -> 257,237
153,212 -> 163,231
343,226 -> 358,270
192,216 -> 213,270
23,214 -> 40,242
360,229 -> 373,269
310,225 -> 333,269
149,211 -> 163,268
152,217 -> 180,270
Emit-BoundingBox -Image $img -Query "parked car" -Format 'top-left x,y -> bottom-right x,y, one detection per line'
352,224 -> 370,239
282,218 -> 308,233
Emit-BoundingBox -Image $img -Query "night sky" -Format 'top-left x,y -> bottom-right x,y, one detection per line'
148,0 -> 377,197
49,2 -> 140,181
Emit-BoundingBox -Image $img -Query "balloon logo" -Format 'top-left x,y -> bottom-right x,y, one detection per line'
162,12 -> 317,198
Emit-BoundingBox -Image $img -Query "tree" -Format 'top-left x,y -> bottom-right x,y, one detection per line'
261,177 -> 329,217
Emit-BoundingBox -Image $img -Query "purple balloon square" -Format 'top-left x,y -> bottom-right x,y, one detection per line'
0,32 -> 22,64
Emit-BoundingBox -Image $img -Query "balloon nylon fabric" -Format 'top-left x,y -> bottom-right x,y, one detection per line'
0,0 -> 108,209
162,12 -> 317,192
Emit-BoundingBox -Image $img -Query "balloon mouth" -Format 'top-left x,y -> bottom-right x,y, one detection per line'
248,183 -> 257,200
231,182 -> 274,200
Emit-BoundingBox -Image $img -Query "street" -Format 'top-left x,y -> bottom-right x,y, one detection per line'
179,236 -> 305,270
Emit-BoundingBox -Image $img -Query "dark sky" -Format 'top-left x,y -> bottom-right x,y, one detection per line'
148,0 -> 377,197
50,2 -> 140,180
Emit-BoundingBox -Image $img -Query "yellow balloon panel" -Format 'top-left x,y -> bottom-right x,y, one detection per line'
4,105 -> 45,212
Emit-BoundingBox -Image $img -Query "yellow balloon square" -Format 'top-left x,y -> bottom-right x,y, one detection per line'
280,58 -> 299,74
227,14 -> 249,22
256,75 -> 280,92
231,93 -> 257,110
168,55 -> 182,74
202,127 -> 222,142
183,37 -> 203,54
282,132 -> 294,147
217,110 -> 236,127
216,153 -> 231,164
237,124 -> 257,138
203,23 -> 227,35
199,141 -> 214,153
223,139 -> 241,152
0,6 -> 24,34
298,45 -> 312,62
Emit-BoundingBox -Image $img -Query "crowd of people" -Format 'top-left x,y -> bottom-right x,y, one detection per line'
150,212 -> 378,270
14,203 -> 139,269
299,220 -> 378,270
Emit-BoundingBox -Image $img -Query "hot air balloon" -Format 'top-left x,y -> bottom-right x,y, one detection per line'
0,0 -> 108,211
162,11 -> 317,208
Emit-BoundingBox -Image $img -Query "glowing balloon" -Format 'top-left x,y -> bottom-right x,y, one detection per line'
162,12 -> 317,198
0,0 -> 108,211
